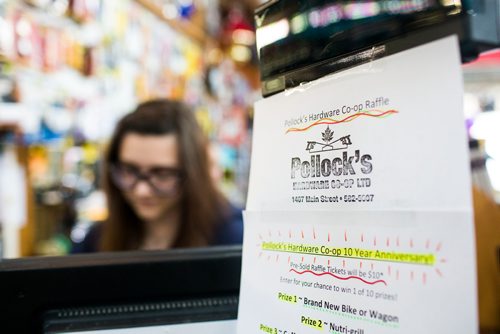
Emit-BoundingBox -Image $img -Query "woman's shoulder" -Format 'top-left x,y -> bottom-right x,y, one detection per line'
70,222 -> 103,253
212,203 -> 243,246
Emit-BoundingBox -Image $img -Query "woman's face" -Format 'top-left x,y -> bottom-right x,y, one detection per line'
117,133 -> 182,224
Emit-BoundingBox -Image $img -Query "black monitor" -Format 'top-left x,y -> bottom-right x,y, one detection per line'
0,246 -> 242,334
256,0 -> 500,96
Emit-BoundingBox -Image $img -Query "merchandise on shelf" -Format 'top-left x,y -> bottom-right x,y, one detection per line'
0,0 -> 258,256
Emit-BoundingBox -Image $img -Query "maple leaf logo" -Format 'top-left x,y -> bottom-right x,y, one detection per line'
322,126 -> 334,144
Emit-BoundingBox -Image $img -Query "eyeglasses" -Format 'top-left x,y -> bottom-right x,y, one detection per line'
110,163 -> 183,196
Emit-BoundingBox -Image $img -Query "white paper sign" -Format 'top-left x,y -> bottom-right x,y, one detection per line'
246,36 -> 470,212
239,210 -> 476,334
238,36 -> 477,334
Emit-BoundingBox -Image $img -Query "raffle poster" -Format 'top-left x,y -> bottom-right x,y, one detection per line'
238,36 -> 477,334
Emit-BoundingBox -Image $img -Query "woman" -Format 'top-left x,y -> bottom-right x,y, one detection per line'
73,99 -> 243,252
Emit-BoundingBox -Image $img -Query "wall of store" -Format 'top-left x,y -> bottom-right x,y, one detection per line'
463,51 -> 500,203
0,0 -> 259,257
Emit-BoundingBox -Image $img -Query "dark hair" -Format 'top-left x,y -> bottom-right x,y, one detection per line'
100,99 -> 228,251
